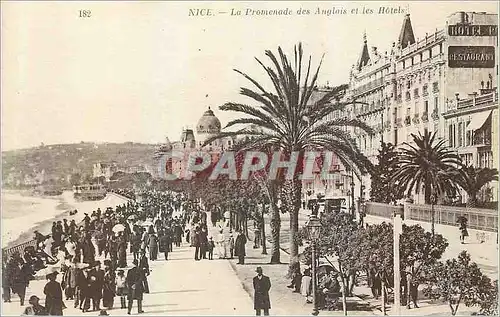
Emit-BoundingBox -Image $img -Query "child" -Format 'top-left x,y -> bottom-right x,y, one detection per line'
207,237 -> 215,260
115,270 -> 127,309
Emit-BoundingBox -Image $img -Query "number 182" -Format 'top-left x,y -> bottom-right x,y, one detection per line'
79,10 -> 91,18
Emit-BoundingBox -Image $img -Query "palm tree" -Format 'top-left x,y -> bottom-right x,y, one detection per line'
454,166 -> 498,207
391,130 -> 462,204
204,43 -> 372,272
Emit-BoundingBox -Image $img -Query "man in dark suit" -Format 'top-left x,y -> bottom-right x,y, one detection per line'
86,261 -> 104,312
234,230 -> 247,264
126,259 -> 145,315
253,267 -> 271,316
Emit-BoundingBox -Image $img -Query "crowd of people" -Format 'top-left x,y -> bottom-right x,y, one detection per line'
2,190 -> 193,316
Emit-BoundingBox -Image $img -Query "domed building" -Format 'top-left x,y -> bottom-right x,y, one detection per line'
195,107 -> 222,147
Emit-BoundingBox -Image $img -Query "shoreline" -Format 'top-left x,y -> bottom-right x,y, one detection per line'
2,191 -> 130,251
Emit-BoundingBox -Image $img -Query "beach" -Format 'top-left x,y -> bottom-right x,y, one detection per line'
1,190 -> 130,249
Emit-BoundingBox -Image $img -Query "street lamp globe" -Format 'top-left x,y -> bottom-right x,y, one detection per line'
306,215 -> 322,241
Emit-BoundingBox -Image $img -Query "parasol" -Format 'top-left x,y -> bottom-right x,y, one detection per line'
140,220 -> 154,227
112,224 -> 126,233
35,265 -> 60,277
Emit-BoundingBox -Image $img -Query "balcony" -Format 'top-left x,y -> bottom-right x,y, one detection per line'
412,113 -> 420,124
421,111 -> 429,122
404,116 -> 411,126
431,109 -> 439,120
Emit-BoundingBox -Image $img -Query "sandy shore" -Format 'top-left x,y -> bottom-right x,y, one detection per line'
2,190 -> 130,250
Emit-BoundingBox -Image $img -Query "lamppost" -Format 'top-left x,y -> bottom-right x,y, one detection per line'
306,215 -> 322,316
430,193 -> 437,237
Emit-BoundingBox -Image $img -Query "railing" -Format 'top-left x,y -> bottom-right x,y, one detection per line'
366,202 -> 403,218
2,239 -> 38,262
366,202 -> 497,232
407,203 -> 497,232
351,78 -> 384,97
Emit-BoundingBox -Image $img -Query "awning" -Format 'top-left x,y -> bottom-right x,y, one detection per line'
467,110 -> 492,131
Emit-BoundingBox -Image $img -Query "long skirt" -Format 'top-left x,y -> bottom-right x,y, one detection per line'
150,246 -> 158,261
102,288 -> 115,308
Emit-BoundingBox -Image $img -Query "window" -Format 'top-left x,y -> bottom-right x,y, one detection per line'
424,100 -> 429,113
429,48 -> 433,58
423,84 -> 428,96
449,125 -> 454,147
458,122 -> 463,147
466,121 -> 471,146
434,96 -> 439,111
439,43 -> 443,54
414,88 -> 419,98
433,82 -> 439,93
411,57 -> 414,66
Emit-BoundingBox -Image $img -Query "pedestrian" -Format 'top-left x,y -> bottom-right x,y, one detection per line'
200,227 -> 208,259
43,272 -> 65,315
253,267 -> 271,316
115,270 -> 127,309
228,232 -> 235,259
22,295 -> 48,316
234,230 -> 247,265
207,237 -> 215,260
217,229 -> 227,259
102,263 -> 115,309
2,260 -> 11,303
300,267 -> 312,303
158,231 -> 170,261
148,233 -> 158,261
117,232 -> 128,268
193,227 -> 201,261
126,259 -> 145,315
253,220 -> 261,249
62,259 -> 78,300
457,216 -> 469,244
86,261 -> 104,312
139,251 -> 150,294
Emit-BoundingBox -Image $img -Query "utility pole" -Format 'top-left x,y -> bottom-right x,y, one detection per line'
393,207 -> 404,316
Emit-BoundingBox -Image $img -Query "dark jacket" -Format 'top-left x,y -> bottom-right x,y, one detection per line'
253,275 -> 271,309
234,233 -> 247,257
126,267 -> 145,300
43,280 -> 64,315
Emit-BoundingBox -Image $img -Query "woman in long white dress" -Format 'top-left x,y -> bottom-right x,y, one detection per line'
217,229 -> 226,259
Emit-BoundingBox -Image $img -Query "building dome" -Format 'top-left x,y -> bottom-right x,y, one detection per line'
196,107 -> 221,134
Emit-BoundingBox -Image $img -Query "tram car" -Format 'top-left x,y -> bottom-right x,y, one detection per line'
73,183 -> 107,201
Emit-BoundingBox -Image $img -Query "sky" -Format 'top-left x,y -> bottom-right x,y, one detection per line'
1,1 -> 498,151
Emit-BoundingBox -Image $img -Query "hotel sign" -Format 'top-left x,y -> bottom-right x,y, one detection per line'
448,46 -> 495,68
448,24 -> 497,36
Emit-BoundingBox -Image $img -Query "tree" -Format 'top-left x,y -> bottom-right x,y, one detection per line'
358,223 -> 394,314
299,212 -> 362,314
400,224 -> 449,306
423,251 -> 496,316
453,166 -> 498,207
391,130 -> 462,204
369,142 -> 403,203
205,43 -> 372,273
69,173 -> 81,186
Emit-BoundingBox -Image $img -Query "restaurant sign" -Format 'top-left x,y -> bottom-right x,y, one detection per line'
448,46 -> 495,68
448,24 -> 497,36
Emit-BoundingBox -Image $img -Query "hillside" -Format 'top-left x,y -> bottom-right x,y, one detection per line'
2,142 -> 158,186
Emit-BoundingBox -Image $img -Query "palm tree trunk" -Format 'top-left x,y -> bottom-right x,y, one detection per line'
269,200 -> 281,263
283,177 -> 302,275
466,193 -> 478,208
